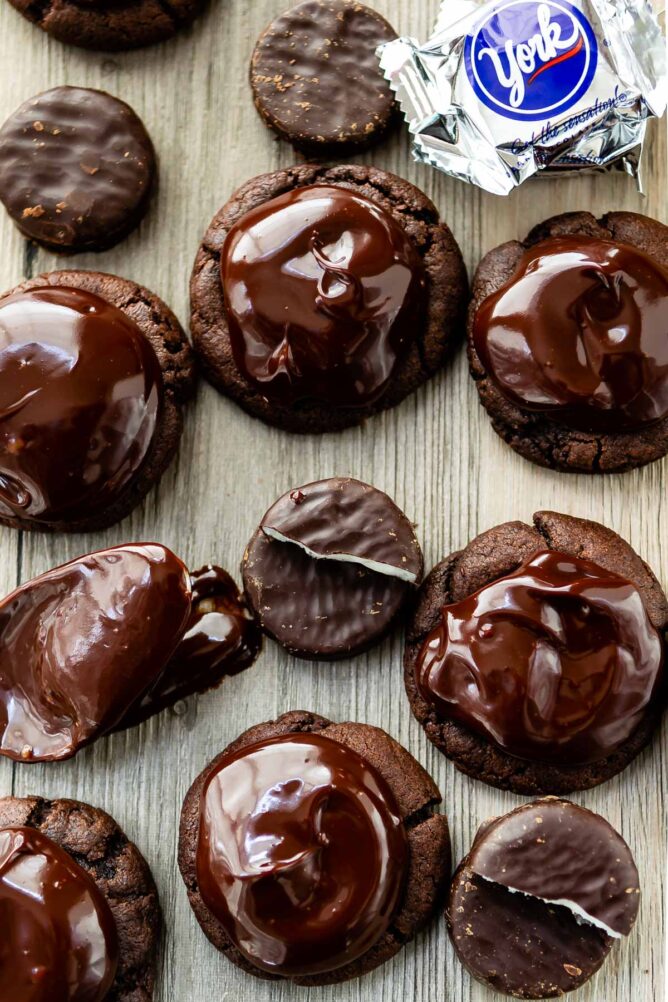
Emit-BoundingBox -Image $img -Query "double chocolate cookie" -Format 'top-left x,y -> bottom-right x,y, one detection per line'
449,799 -> 640,998
0,544 -> 260,762
250,0 -> 398,155
178,710 -> 451,985
469,211 -> 668,472
0,794 -> 160,1001
190,163 -> 467,433
0,87 -> 156,253
404,510 -> 667,794
243,477 -> 422,659
6,0 -> 205,51
0,270 -> 194,532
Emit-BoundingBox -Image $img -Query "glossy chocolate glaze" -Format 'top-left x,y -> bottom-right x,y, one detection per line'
196,732 -> 408,976
473,237 -> 668,432
416,550 -> 664,765
0,826 -> 118,1002
221,184 -> 425,407
0,544 -> 192,762
0,286 -> 162,525
120,565 -> 261,726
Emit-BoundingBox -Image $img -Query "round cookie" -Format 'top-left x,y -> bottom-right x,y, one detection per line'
0,87 -> 156,253
404,510 -> 668,795
0,794 -> 160,1001
5,0 -> 205,51
178,710 -> 451,986
242,477 -> 423,659
250,0 -> 398,155
448,798 -> 639,998
468,211 -> 668,472
0,270 -> 195,533
190,163 -> 468,433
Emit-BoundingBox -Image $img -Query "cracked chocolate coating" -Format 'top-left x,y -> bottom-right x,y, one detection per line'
250,0 -> 398,155
468,211 -> 668,472
190,163 -> 468,433
404,510 -> 668,795
6,0 -> 206,51
178,710 -> 451,986
243,478 -> 423,659
447,799 -> 638,998
0,795 -> 160,1002
0,87 -> 156,252
0,269 -> 195,533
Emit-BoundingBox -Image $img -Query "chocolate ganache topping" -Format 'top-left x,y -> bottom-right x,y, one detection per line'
119,565 -> 261,727
0,287 -> 162,525
221,184 -> 426,407
196,732 -> 408,976
416,550 -> 664,764
0,544 -> 192,762
0,826 -> 118,1002
473,237 -> 668,432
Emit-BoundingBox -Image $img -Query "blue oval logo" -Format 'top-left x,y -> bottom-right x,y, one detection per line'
464,0 -> 598,121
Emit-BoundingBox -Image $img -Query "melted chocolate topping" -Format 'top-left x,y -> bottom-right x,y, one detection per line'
196,732 -> 408,976
120,565 -> 261,726
0,544 -> 192,762
473,237 -> 668,432
416,550 -> 664,764
0,286 -> 162,525
0,826 -> 118,1002
221,184 -> 425,407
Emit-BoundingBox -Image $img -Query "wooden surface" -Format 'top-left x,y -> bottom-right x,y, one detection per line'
0,2 -> 666,1000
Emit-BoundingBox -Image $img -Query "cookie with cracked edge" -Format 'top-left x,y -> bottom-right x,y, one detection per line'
190,163 -> 468,433
0,270 -> 195,533
404,510 -> 668,795
0,794 -> 161,1001
250,0 -> 398,156
5,0 -> 206,51
0,87 -> 156,253
447,798 -> 639,998
178,710 -> 451,986
468,211 -> 668,472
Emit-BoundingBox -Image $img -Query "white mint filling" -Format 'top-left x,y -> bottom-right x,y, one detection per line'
477,873 -> 623,939
262,526 -> 418,583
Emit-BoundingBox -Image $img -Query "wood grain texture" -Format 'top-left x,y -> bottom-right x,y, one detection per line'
0,2 -> 665,1000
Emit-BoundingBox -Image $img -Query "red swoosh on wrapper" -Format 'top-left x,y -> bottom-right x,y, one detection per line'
527,35 -> 584,85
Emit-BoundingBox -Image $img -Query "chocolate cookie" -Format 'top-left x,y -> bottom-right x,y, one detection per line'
0,546 -> 260,762
190,163 -> 467,433
469,211 -> 668,472
404,510 -> 668,795
0,794 -> 160,1001
0,270 -> 195,532
6,0 -> 205,51
250,0 -> 398,155
448,799 -> 640,998
0,87 -> 156,253
178,710 -> 451,986
243,477 -> 422,659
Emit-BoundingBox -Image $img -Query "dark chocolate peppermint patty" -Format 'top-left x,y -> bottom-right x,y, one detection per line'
0,87 -> 155,252
448,799 -> 639,998
243,478 -> 423,659
250,0 -> 398,155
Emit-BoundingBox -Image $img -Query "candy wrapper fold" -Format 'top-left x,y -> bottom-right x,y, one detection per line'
378,0 -> 666,195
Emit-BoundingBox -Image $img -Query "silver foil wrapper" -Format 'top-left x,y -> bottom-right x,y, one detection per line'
378,0 -> 666,195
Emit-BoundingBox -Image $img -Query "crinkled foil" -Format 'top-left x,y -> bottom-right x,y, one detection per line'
378,0 -> 666,194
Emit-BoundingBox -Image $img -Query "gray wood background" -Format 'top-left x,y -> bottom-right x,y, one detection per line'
0,1 -> 665,999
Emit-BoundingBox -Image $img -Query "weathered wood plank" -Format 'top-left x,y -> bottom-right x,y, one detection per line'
0,1 -> 665,999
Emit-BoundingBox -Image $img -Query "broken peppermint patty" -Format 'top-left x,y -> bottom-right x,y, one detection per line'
448,798 -> 640,998
242,477 -> 423,659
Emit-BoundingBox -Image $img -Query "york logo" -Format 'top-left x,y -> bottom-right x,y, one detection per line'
464,0 -> 598,121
